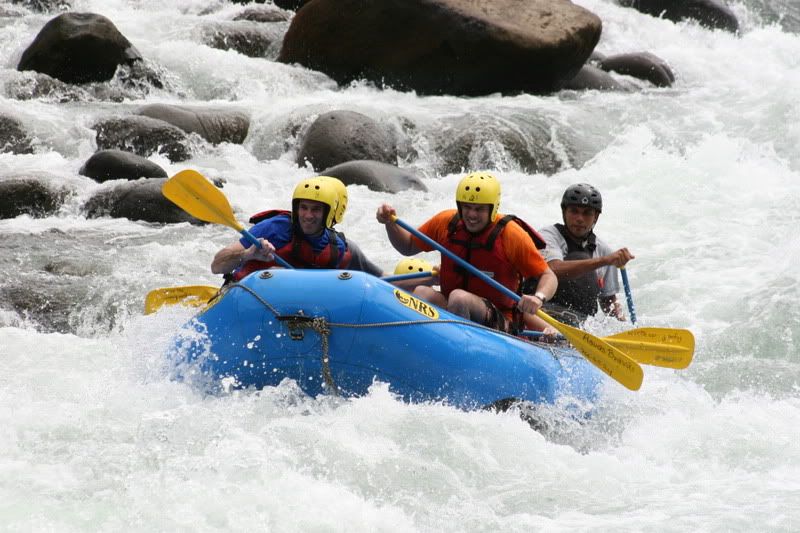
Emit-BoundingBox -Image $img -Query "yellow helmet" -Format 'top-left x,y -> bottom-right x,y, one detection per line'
319,176 -> 348,225
393,257 -> 434,275
292,176 -> 340,228
455,171 -> 501,220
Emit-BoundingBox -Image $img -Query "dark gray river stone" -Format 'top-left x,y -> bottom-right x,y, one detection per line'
297,110 -> 398,171
0,177 -> 68,218
619,0 -> 739,33
79,149 -> 168,183
598,52 -> 675,88
93,115 -> 192,162
0,114 -> 35,154
136,104 -> 250,145
17,12 -> 143,84
320,160 -> 427,193
83,178 -> 201,224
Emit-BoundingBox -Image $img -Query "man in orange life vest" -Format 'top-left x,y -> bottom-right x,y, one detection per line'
211,176 -> 382,280
375,172 -> 558,333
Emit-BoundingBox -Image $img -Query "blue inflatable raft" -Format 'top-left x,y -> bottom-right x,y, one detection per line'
170,269 -> 604,409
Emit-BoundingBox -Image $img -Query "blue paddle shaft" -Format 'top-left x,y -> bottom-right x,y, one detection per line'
381,271 -> 433,282
240,228 -> 294,270
620,267 -> 637,325
394,217 -> 521,303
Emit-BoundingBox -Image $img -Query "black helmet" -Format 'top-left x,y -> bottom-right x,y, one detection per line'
561,183 -> 602,213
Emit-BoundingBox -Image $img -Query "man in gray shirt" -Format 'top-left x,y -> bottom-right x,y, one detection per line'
533,183 -> 634,325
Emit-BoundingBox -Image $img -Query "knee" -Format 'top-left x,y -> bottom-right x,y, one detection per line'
447,289 -> 473,315
447,289 -> 469,306
413,286 -> 436,300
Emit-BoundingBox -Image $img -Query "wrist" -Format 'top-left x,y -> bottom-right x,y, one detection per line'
534,291 -> 547,303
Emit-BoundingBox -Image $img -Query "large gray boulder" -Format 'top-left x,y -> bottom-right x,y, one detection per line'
17,12 -> 142,84
201,20 -> 287,59
79,149 -> 167,183
93,115 -> 192,162
297,110 -> 398,171
0,284 -> 76,334
9,0 -> 71,12
0,177 -> 67,219
0,114 -> 35,154
233,5 -> 292,22
279,0 -> 602,96
433,114 -> 564,176
136,104 -> 250,145
83,178 -> 200,223
320,160 -> 427,193
619,0 -> 738,33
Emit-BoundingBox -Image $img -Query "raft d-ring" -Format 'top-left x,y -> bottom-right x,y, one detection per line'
338,272 -> 352,280
259,271 -> 273,279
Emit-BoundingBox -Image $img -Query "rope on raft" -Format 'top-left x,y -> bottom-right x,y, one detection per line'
222,282 -> 568,396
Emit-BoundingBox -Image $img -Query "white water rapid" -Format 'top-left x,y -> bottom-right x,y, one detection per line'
1,0 -> 798,531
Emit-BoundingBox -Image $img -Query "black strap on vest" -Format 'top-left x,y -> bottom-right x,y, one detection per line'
554,223 -> 596,254
545,225 -> 602,316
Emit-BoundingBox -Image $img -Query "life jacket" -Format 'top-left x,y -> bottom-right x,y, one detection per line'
545,223 -> 602,316
231,210 -> 352,281
439,213 -> 546,317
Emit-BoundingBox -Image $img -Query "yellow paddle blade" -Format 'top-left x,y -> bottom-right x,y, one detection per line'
537,310 -> 644,391
162,169 -> 244,231
605,327 -> 695,369
144,285 -> 219,315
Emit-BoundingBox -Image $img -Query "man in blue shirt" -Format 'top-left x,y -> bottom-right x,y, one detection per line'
211,176 -> 382,282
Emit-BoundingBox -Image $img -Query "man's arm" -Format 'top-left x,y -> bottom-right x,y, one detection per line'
347,240 -> 384,277
549,248 -> 635,279
504,224 -> 558,314
211,238 -> 275,274
376,203 -> 422,256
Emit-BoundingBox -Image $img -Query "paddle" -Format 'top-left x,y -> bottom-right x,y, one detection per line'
144,285 -> 218,315
603,327 -> 694,369
391,216 -> 643,391
381,271 -> 436,283
520,327 -> 694,369
162,169 -> 293,269
620,267 -> 637,325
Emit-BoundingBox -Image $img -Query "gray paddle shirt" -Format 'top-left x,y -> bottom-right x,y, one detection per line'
537,224 -> 619,297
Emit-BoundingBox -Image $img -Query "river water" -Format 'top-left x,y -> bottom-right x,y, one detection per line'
1,0 -> 798,531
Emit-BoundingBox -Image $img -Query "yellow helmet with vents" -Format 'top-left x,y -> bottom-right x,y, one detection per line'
455,171 -> 501,220
393,257 -> 434,275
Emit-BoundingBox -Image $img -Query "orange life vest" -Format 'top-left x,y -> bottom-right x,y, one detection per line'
439,214 -> 545,314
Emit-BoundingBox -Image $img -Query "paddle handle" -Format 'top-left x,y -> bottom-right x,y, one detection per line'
519,330 -> 566,341
620,267 -> 637,325
393,217 -> 521,304
240,228 -> 294,270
